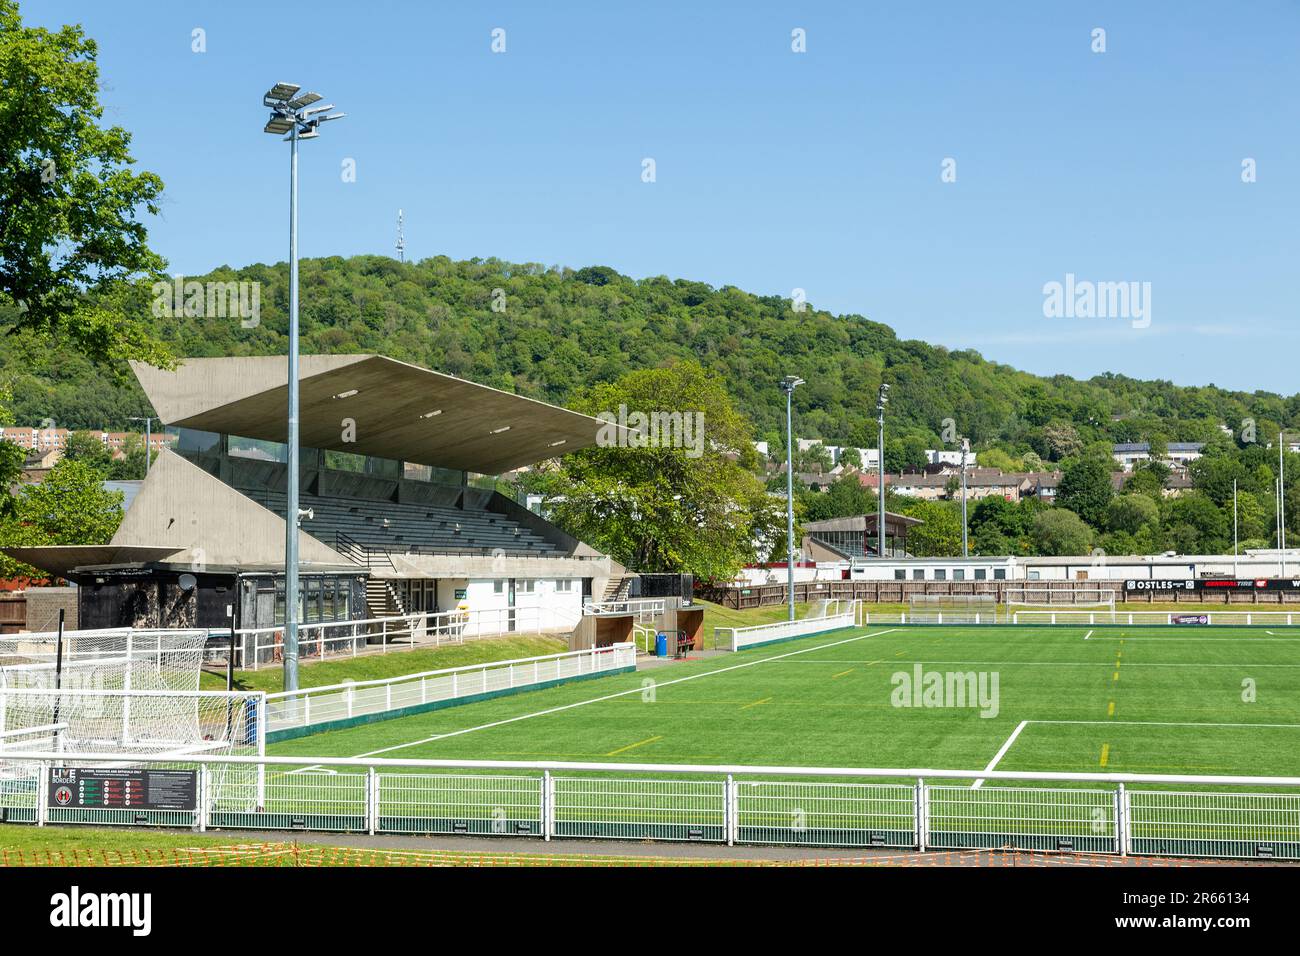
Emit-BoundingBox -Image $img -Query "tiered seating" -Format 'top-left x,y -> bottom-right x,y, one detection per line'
242,489 -> 560,556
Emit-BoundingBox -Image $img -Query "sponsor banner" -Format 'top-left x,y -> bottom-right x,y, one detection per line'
1125,578 -> 1300,592
1171,613 -> 1209,625
47,767 -> 197,812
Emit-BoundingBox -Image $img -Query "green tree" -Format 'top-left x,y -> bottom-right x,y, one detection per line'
534,361 -> 783,580
1125,461 -> 1169,499
900,500 -> 963,556
976,447 -> 1018,471
1032,508 -> 1094,555
62,430 -> 113,474
1056,458 -> 1113,528
1042,421 -> 1083,460
0,0 -> 172,368
0,457 -> 123,576
1163,493 -> 1228,552
1106,493 -> 1160,535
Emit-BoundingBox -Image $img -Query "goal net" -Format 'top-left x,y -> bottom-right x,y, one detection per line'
1004,586 -> 1117,623
0,628 -> 209,696
907,594 -> 999,624
0,628 -> 263,809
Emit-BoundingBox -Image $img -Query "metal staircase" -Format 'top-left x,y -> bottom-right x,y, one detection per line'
365,578 -> 406,617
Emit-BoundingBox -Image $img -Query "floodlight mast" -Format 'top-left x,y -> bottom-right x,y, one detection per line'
876,383 -> 889,558
262,82 -> 344,695
780,376 -> 804,623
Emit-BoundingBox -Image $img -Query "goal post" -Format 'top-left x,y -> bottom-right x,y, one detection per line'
907,594 -> 1000,624
0,629 -> 264,809
1004,586 -> 1117,624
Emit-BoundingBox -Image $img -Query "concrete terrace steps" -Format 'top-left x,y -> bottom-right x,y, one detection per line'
242,489 -> 560,556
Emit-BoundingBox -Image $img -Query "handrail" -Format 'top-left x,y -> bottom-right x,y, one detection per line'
262,643 -> 633,700
8,750 -> 1300,788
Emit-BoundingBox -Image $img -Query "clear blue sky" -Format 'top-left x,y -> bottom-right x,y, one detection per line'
28,0 -> 1300,393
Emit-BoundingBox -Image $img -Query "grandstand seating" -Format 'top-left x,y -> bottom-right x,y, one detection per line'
241,489 -> 561,557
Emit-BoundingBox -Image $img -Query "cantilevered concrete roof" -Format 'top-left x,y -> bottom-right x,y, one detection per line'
1,546 -> 184,578
132,355 -> 612,475
3,450 -> 353,578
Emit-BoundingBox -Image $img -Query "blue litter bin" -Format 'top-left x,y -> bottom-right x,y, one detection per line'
655,632 -> 668,657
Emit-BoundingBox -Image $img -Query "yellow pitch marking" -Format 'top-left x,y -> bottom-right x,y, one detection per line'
1107,701 -> 1115,717
605,735 -> 662,756
739,696 -> 773,711
831,669 -> 855,679
1112,671 -> 1120,681
1099,743 -> 1110,767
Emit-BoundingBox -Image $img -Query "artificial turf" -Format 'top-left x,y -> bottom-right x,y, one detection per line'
266,623 -> 1300,779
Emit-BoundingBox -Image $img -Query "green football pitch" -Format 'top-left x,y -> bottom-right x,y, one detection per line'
267,624 -> 1300,779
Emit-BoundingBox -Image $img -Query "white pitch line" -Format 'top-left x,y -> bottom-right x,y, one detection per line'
972,720 -> 1028,789
755,659 -> 1300,668
1031,718 -> 1300,730
1083,630 -> 1093,641
289,627 -> 901,769
1078,636 -> 1300,643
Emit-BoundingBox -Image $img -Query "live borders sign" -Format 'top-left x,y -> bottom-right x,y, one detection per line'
47,768 -> 197,812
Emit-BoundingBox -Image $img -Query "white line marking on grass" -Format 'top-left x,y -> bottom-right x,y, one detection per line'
760,659 -> 1300,668
1077,636 -> 1300,643
972,720 -> 1029,789
297,628 -> 902,765
1084,630 -> 1093,641
1032,719 -> 1300,730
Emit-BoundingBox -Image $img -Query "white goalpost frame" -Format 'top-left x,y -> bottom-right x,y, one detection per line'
907,593 -> 1000,624
1004,585 -> 1117,624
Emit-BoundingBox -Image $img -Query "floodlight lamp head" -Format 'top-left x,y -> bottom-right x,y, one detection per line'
264,82 -> 302,103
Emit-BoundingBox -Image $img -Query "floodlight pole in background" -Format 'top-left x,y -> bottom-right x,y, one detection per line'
876,384 -> 889,558
262,83 -> 345,693
1233,477 -> 1239,577
1280,432 -> 1287,578
960,436 -> 970,558
780,376 -> 804,622
128,416 -> 155,477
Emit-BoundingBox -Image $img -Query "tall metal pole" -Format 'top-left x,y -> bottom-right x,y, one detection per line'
960,438 -> 969,558
144,417 -> 151,475
1233,477 -> 1239,577
785,387 -> 796,623
1281,432 -> 1287,578
877,403 -> 886,558
284,124 -> 301,694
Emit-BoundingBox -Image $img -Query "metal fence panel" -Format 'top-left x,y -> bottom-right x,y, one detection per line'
378,772 -> 542,837
735,780 -> 915,847
553,776 -> 726,842
0,767 -> 38,824
1128,789 -> 1300,861
209,769 -> 368,832
926,785 -> 1116,853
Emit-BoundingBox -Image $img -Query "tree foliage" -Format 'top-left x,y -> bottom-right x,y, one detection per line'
532,361 -> 783,580
0,0 -> 172,370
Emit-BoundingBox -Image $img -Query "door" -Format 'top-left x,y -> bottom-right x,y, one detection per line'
508,578 -> 516,632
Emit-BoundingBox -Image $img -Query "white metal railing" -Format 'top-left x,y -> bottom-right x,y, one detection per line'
582,598 -> 667,620
715,606 -> 858,652
236,604 -> 584,671
1011,609 -> 1300,626
3,752 -> 1298,860
632,623 -> 657,654
856,610 -> 1300,627
262,644 -> 637,735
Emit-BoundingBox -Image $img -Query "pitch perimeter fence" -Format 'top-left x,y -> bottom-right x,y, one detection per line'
1,753 -> 1297,861
263,644 -> 637,740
